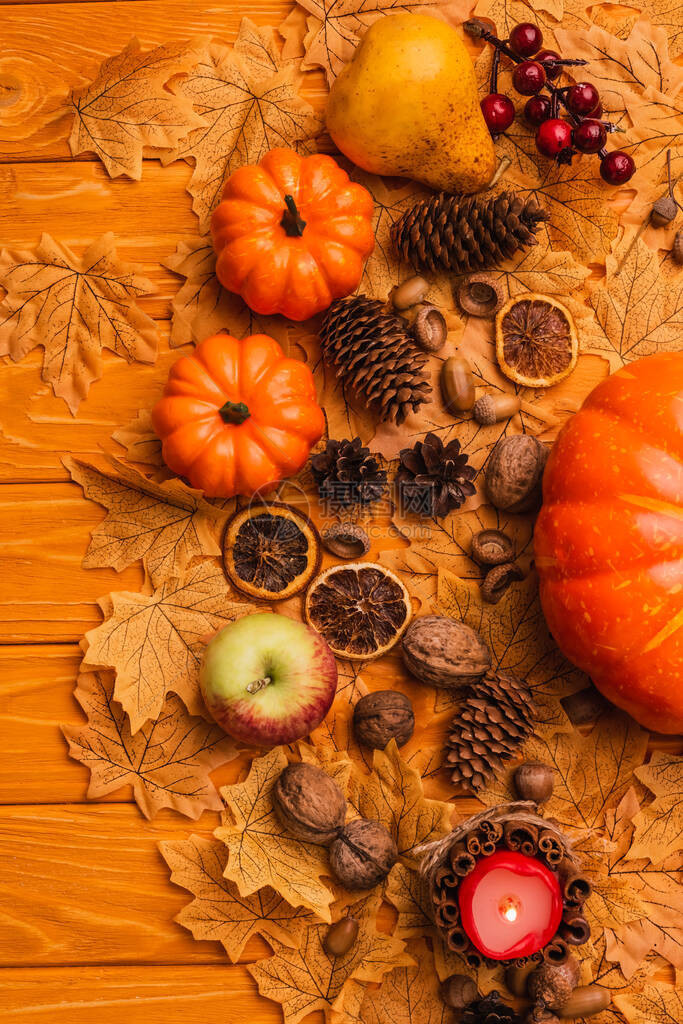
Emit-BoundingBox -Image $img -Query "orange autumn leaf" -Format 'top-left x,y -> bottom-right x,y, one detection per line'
62,671 -> 238,819
358,940 -> 448,1024
615,981 -> 683,1024
0,233 -> 157,413
160,835 -> 312,960
68,38 -> 204,178
630,753 -> 683,865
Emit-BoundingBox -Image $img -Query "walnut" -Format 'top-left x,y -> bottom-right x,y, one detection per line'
528,958 -> 581,1010
329,817 -> 398,889
273,763 -> 347,845
485,435 -> 548,513
402,615 -> 491,688
352,690 -> 415,749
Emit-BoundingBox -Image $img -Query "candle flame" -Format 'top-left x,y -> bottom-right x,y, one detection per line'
499,896 -> 520,922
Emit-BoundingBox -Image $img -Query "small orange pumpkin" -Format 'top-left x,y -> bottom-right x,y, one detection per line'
152,333 -> 325,498
535,352 -> 683,733
211,147 -> 375,322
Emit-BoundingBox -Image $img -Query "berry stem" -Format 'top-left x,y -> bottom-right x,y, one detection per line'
490,45 -> 501,94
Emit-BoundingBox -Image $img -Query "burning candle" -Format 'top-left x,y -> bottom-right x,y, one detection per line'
458,850 -> 563,960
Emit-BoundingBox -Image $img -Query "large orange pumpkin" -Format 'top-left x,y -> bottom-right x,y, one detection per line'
535,352 -> 683,733
152,334 -> 325,498
211,148 -> 375,322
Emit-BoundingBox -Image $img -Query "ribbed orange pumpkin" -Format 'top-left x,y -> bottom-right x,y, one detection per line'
152,334 -> 325,498
210,147 -> 375,321
535,352 -> 683,733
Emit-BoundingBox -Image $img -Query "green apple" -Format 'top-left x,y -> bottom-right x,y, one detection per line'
200,612 -> 338,746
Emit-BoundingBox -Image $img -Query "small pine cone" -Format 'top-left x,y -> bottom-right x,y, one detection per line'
397,431 -> 476,518
462,991 -> 522,1024
446,670 -> 538,791
310,437 -> 387,508
319,296 -> 431,425
392,191 -> 550,274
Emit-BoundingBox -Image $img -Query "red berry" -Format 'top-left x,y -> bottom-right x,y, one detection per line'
510,22 -> 544,58
536,118 -> 573,157
536,49 -> 562,81
573,118 -> 607,153
524,95 -> 552,126
592,101 -> 604,120
481,93 -> 516,133
600,150 -> 636,185
512,60 -> 547,96
566,82 -> 600,116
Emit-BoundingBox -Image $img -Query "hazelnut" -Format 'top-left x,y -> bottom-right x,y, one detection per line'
440,974 -> 479,1009
321,523 -> 370,559
514,762 -> 555,804
324,915 -> 359,957
273,763 -> 347,845
353,690 -> 415,749
329,817 -> 398,889
485,435 -> 548,513
402,615 -> 491,689
471,529 -> 514,566
411,305 -> 448,352
528,958 -> 581,1010
480,562 -> 524,603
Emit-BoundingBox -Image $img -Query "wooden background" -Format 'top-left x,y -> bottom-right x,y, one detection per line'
0,2 -> 681,1022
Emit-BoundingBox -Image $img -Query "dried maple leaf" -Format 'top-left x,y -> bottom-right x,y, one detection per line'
585,234 -> 683,367
293,0 -> 472,84
68,38 -> 204,178
358,940 -> 450,1024
248,893 -> 411,1024
473,0 -> 590,50
160,835 -> 312,960
164,236 -> 291,349
630,754 -> 683,865
216,746 -> 351,922
437,571 -> 588,727
615,981 -> 683,1024
385,862 -> 433,939
111,410 -> 163,468
62,670 -> 237,819
0,233 -> 157,413
165,28 -> 321,230
554,21 -> 683,114
621,87 -> 683,179
348,740 -> 453,864
580,934 -> 645,1024
64,456 -> 223,586
646,0 -> 683,59
83,560 -> 253,732
310,661 -> 371,768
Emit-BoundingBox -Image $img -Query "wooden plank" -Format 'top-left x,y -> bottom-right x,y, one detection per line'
0,481 -> 144,641
0,331 -> 183,483
0,0 -> 326,164
0,965 -> 286,1023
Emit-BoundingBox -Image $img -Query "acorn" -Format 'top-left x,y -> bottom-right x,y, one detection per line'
457,274 -> 504,317
528,957 -> 581,1010
411,305 -> 448,352
505,961 -> 537,997
392,275 -> 429,310
473,392 -> 522,425
673,229 -> 683,265
556,985 -> 611,1018
514,762 -> 555,804
441,974 -> 479,1009
324,915 -> 359,957
471,529 -> 515,566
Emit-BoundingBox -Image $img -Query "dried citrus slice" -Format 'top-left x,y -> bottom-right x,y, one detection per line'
495,293 -> 578,388
305,563 -> 412,660
223,502 -> 321,601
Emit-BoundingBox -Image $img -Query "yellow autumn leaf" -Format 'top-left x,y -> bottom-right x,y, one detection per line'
216,745 -> 352,922
615,980 -> 683,1024
248,894 -> 412,1024
630,753 -> 683,864
358,940 -> 448,1024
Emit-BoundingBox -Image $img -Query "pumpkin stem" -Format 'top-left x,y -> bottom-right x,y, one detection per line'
219,400 -> 250,425
281,194 -> 307,237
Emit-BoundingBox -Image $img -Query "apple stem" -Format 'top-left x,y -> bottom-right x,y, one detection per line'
246,676 -> 272,694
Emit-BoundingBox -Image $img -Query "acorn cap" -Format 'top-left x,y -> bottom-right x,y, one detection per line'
457,275 -> 504,317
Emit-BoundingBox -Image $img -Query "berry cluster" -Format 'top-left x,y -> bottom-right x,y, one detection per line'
466,19 -> 635,185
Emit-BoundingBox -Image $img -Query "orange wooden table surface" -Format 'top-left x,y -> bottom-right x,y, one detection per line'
0,4 -> 680,1022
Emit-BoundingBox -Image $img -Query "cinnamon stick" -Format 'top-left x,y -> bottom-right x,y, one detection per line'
538,830 -> 563,866
504,821 -> 539,857
446,925 -> 469,952
561,912 -> 591,945
450,843 -> 477,877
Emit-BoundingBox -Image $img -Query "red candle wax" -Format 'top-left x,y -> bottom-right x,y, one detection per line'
458,850 -> 563,960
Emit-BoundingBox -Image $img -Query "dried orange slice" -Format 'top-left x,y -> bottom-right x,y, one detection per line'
305,563 -> 412,660
495,293 -> 578,388
223,502 -> 321,601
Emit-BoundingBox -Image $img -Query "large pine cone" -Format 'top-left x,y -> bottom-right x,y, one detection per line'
397,432 -> 476,518
392,191 -> 550,274
319,296 -> 431,425
310,437 -> 387,507
446,670 -> 537,791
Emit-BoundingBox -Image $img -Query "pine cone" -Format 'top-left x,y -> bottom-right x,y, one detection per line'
319,296 -> 431,425
397,432 -> 476,517
392,191 -> 550,274
446,670 -> 538,791
462,992 -> 521,1024
310,437 -> 387,508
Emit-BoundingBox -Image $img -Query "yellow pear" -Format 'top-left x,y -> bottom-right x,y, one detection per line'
326,14 -> 496,193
